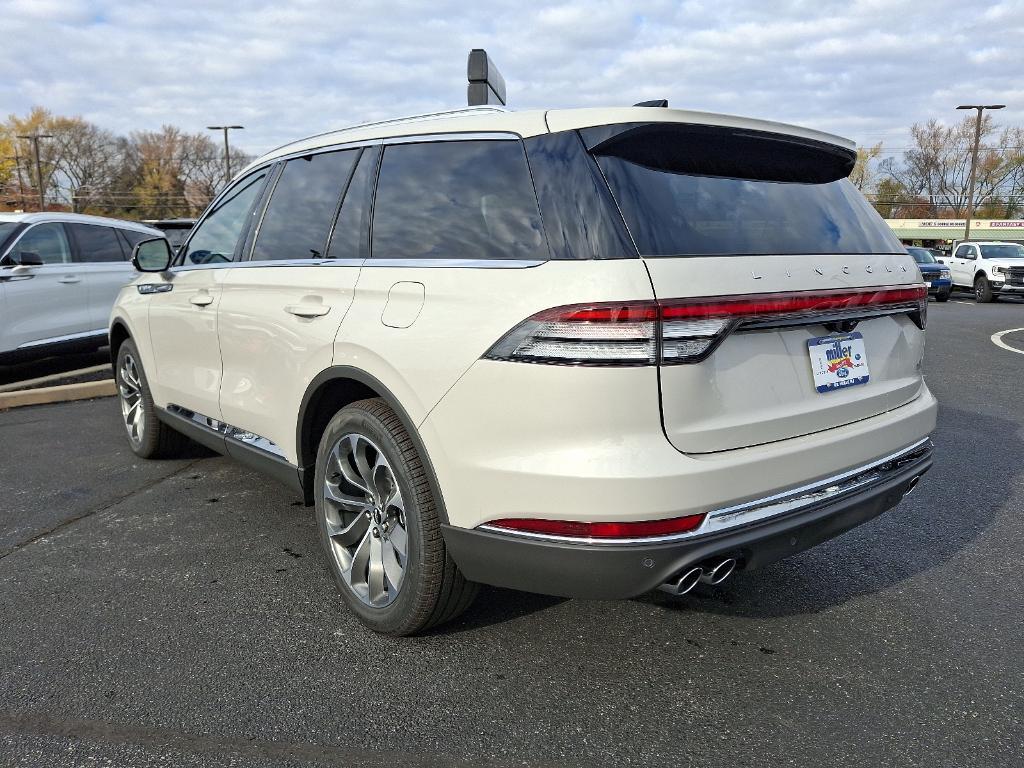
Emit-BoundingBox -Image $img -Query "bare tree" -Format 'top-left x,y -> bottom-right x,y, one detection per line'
850,142 -> 884,192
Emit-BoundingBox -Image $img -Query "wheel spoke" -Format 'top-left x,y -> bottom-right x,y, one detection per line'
382,541 -> 403,592
388,523 -> 407,559
367,534 -> 386,603
326,511 -> 369,546
347,527 -> 373,581
324,481 -> 371,513
351,437 -> 375,497
335,437 -> 371,494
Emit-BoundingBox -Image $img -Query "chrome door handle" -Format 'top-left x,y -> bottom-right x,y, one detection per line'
190,294 -> 214,307
59,276 -> 81,284
285,303 -> 331,318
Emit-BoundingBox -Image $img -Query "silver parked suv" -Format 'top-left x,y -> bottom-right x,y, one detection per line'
109,106 -> 937,635
0,212 -> 163,361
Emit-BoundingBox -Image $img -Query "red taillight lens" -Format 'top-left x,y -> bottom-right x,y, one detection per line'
483,285 -> 927,366
485,514 -> 707,539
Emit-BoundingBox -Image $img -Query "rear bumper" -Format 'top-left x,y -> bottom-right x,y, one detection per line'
442,443 -> 932,599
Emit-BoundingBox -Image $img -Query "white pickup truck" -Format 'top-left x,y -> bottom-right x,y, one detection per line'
944,240 -> 1024,302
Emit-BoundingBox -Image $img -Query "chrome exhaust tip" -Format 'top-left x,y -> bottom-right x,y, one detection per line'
657,566 -> 703,596
698,557 -> 737,585
904,475 -> 921,496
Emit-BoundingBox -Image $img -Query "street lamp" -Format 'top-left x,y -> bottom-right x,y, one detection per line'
207,125 -> 244,186
956,104 -> 1005,241
16,133 -> 54,211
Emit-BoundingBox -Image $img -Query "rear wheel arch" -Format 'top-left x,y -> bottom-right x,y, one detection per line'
296,367 -> 449,523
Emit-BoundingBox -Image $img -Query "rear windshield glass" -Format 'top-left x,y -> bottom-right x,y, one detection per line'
597,157 -> 903,257
980,244 -> 1024,259
592,126 -> 903,257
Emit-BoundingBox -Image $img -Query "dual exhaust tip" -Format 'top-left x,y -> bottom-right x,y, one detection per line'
658,557 -> 737,596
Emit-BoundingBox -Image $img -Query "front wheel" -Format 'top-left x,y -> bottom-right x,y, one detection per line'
116,340 -> 192,459
975,276 -> 994,303
314,398 -> 478,635
935,288 -> 951,303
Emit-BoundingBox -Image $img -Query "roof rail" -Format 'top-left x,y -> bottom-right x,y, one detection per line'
264,106 -> 510,158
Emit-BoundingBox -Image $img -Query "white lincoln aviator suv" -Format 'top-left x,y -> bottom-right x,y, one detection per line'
110,105 -> 937,635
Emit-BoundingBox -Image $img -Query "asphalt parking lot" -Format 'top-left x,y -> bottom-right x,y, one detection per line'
1,296 -> 1022,767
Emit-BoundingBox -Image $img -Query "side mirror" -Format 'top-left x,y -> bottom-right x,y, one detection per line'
16,251 -> 44,266
132,237 -> 173,273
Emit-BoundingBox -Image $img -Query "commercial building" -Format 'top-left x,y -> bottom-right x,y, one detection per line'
885,219 -> 1024,250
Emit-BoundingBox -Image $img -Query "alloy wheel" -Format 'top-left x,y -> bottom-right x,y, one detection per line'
118,352 -> 145,446
322,433 -> 408,608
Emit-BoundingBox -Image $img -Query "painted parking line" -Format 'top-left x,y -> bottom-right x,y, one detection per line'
951,300 -> 974,306
991,327 -> 1024,356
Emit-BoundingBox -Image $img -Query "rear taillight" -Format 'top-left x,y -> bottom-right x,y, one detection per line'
483,285 -> 927,366
484,513 -> 707,540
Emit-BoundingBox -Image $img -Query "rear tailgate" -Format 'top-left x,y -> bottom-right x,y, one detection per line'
584,120 -> 926,453
647,255 -> 924,452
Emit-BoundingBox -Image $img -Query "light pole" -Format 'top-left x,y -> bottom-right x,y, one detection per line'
16,133 -> 54,211
207,125 -> 244,186
956,104 -> 1005,241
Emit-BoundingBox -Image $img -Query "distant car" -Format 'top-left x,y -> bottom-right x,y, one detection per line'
906,246 -> 952,302
0,213 -> 164,362
946,241 -> 1024,303
141,218 -> 197,252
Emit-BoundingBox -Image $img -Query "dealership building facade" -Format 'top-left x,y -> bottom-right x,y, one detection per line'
885,219 -> 1024,250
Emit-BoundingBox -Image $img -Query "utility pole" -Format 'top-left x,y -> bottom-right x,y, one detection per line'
16,133 -> 54,211
207,125 -> 244,186
956,104 -> 1005,241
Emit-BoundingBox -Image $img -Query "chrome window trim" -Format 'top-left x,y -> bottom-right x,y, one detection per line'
18,328 -> 107,349
477,438 -> 932,546
363,258 -> 546,269
170,257 -> 545,271
166,404 -> 286,458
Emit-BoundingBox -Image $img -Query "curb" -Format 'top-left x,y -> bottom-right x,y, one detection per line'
0,364 -> 112,393
0,379 -> 117,410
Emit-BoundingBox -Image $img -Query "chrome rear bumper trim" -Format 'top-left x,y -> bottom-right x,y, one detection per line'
477,438 -> 931,546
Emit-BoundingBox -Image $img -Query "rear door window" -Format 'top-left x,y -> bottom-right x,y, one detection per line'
371,139 -> 547,260
326,146 -> 378,261
68,224 -> 125,262
252,149 -> 359,261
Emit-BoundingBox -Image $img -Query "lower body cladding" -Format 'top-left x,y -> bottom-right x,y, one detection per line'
442,441 -> 932,600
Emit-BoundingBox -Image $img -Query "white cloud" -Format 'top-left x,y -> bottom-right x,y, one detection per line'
0,0 -> 1021,158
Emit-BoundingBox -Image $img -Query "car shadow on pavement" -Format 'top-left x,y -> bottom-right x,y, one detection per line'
637,405 -> 1020,620
425,587 -> 567,635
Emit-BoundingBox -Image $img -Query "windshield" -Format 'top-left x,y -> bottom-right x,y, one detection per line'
907,247 -> 936,264
980,244 -> 1024,259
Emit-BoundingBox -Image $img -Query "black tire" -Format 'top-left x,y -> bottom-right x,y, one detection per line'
935,288 -> 950,303
314,398 -> 478,636
115,339 -> 192,459
974,275 -> 994,303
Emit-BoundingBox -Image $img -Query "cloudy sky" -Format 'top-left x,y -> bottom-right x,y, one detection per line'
2,0 -> 1022,162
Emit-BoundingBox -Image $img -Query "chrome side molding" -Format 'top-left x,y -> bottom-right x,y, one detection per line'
165,404 -> 286,458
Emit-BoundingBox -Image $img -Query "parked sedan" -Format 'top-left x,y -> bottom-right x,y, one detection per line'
907,246 -> 952,302
0,213 -> 164,362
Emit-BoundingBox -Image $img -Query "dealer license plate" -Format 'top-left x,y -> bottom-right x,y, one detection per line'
807,332 -> 870,393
